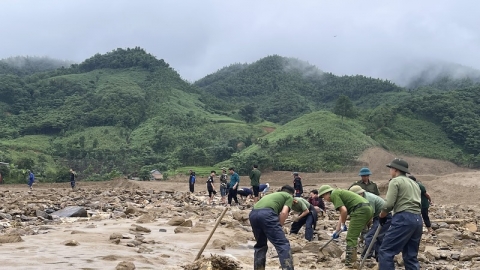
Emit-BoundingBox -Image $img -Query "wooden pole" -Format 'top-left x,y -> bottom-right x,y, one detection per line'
194,207 -> 229,261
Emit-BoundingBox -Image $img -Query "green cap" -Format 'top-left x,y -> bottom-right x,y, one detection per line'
386,158 -> 410,174
349,185 -> 365,194
318,185 -> 334,196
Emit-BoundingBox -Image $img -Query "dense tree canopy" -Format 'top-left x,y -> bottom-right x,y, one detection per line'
2,48 -> 480,184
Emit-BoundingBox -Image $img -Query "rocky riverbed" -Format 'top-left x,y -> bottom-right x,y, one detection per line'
0,179 -> 479,269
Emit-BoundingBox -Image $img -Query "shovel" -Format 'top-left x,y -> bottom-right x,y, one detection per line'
358,224 -> 382,270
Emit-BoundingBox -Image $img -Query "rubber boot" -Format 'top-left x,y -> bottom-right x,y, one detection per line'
345,246 -> 358,268
254,246 -> 267,270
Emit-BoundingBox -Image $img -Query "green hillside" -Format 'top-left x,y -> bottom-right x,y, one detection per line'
194,55 -> 405,123
1,48 -> 480,184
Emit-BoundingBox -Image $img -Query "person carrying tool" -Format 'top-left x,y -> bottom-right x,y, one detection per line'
378,158 -> 422,270
249,185 -> 295,270
293,172 -> 303,197
318,185 -> 373,268
349,167 -> 380,195
349,185 -> 392,260
289,197 -> 317,241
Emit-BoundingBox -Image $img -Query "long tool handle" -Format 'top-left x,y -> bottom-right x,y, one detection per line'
358,224 -> 382,270
319,230 -> 341,251
194,207 -> 229,261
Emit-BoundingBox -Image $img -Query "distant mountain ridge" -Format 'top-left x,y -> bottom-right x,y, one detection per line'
1,47 -> 480,184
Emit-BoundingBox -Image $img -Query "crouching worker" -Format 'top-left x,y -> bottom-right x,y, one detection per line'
318,185 -> 373,268
249,185 -> 295,270
349,185 -> 392,260
290,197 -> 317,241
237,187 -> 253,201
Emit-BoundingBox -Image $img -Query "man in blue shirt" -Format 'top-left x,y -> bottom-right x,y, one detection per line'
28,170 -> 35,190
228,167 -> 240,206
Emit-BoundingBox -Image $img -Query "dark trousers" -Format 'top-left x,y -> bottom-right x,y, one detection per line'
421,207 -> 431,228
189,183 -> 194,193
228,188 -> 239,204
70,181 -> 75,189
290,205 -> 317,241
378,211 -> 423,270
249,209 -> 294,270
363,214 -> 392,259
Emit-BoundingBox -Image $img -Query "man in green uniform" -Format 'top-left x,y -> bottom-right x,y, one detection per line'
289,197 -> 317,241
249,164 -> 262,203
378,158 -> 422,270
349,167 -> 380,195
249,185 -> 295,270
349,185 -> 392,260
409,175 -> 434,234
318,185 -> 373,268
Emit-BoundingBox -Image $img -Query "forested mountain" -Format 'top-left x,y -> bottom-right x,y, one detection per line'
1,48 -> 480,184
0,48 -> 267,183
195,55 -> 405,123
0,56 -> 74,76
400,62 -> 480,90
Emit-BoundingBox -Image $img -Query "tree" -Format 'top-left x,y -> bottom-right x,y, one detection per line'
333,94 -> 356,121
239,104 -> 256,123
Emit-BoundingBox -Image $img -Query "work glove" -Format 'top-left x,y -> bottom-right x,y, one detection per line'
341,223 -> 348,232
332,231 -> 340,239
379,217 -> 388,226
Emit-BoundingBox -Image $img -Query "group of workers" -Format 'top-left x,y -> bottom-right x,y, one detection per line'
247,158 -> 433,270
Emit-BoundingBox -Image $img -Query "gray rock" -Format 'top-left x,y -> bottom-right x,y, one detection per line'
51,206 -> 87,218
167,216 -> 185,226
0,213 -> 12,220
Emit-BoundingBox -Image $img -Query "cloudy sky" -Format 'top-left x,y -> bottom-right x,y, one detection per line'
1,0 -> 479,84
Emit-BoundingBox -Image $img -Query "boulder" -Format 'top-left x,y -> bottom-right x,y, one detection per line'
436,229 -> 462,245
167,217 -> 185,226
35,210 -> 49,219
110,233 -> 123,240
116,261 -> 136,270
179,220 -> 193,227
174,227 -> 190,234
211,239 -> 228,250
136,214 -> 155,224
0,235 -> 23,243
465,222 -> 478,232
459,248 -> 480,261
51,206 -> 87,218
232,210 -> 249,222
64,240 -> 80,246
130,225 -> 151,233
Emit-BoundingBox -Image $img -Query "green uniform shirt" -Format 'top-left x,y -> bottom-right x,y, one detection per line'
363,191 -> 385,218
417,182 -> 430,208
254,191 -> 293,214
249,169 -> 261,186
291,197 -> 310,213
383,175 -> 421,215
350,180 -> 380,195
330,189 -> 369,214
